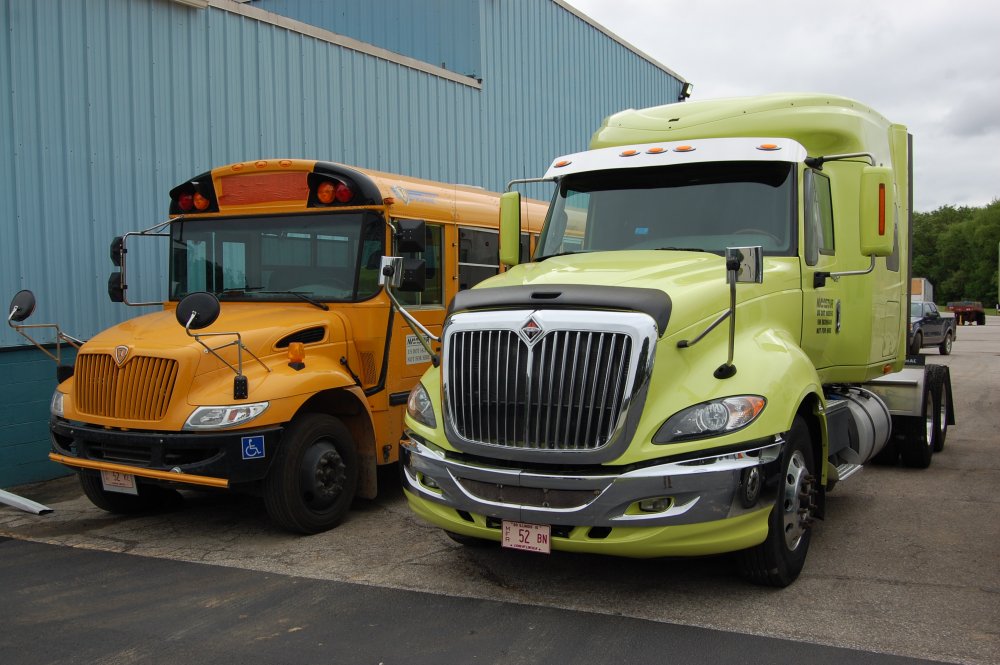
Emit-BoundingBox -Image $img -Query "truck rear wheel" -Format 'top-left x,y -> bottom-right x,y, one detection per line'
938,332 -> 952,355
908,332 -> 922,356
929,365 -> 949,452
264,413 -> 358,534
78,471 -> 182,514
899,378 -> 934,468
737,416 -> 816,587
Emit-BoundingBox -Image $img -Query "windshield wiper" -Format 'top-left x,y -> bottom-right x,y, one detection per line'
258,290 -> 330,311
654,247 -> 712,253
535,250 -> 585,262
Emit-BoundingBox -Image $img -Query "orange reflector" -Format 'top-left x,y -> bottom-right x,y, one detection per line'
231,163 -> 244,172
878,183 -> 886,235
383,196 -> 396,206
646,147 -> 666,154
756,143 -> 781,151
279,160 -> 292,167
673,145 -> 695,152
288,342 -> 306,364
193,192 -> 210,210
316,181 -> 336,204
620,149 -> 639,157
882,364 -> 893,374
553,160 -> 572,168
255,161 -> 268,169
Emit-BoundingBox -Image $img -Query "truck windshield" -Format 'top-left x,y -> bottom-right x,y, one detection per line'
169,211 -> 385,303
536,161 -> 795,259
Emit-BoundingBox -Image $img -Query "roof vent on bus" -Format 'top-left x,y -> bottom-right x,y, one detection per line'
276,327 -> 327,348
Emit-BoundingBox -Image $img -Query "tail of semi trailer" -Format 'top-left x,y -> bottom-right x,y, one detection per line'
395,93 -> 955,586
8,159 -> 543,534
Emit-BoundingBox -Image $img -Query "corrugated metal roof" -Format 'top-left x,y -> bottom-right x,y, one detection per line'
0,0 -> 684,347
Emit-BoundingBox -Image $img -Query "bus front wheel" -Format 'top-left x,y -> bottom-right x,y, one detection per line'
264,413 -> 358,534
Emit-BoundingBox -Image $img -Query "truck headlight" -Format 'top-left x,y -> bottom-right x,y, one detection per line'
51,390 -> 65,417
406,382 -> 437,429
184,402 -> 269,430
653,396 -> 766,443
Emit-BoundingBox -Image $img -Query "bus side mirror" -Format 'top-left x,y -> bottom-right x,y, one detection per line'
395,219 -> 426,253
110,236 -> 124,267
499,191 -> 521,268
8,290 -> 36,323
175,292 -> 221,330
860,166 -> 895,257
108,272 -> 125,303
397,259 -> 426,292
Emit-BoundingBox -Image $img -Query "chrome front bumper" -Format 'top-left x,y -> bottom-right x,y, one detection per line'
400,433 -> 784,528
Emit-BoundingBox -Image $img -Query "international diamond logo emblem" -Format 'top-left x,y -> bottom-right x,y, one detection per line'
114,345 -> 130,366
519,317 -> 544,345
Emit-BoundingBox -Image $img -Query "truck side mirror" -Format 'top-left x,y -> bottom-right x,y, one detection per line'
727,246 -> 764,284
110,236 -> 124,267
108,272 -> 125,303
395,219 -> 426,253
8,290 -> 36,322
859,166 -> 895,257
499,191 -> 521,268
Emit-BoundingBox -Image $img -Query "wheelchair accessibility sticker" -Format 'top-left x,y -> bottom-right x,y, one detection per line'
242,435 -> 265,460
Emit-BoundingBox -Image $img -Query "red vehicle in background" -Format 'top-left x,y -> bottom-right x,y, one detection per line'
948,301 -> 986,326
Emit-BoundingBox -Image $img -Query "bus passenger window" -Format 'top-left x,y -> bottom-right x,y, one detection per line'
458,227 -> 499,290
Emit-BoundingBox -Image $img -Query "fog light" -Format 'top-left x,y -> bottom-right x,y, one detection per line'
638,497 -> 672,513
420,474 -> 440,490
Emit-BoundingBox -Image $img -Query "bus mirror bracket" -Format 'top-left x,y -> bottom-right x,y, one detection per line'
7,289 -> 84,372
379,256 -> 440,367
175,291 -> 270,399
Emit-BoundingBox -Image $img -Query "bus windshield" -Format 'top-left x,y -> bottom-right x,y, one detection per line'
170,211 -> 385,303
536,161 -> 795,259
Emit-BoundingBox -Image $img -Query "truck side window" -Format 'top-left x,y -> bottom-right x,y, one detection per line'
396,222 -> 443,307
804,170 -> 835,266
458,227 -> 499,290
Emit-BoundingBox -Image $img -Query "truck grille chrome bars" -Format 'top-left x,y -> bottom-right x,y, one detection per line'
443,310 -> 656,459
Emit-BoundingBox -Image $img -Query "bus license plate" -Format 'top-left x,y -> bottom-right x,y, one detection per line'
101,470 -> 138,495
501,520 -> 551,554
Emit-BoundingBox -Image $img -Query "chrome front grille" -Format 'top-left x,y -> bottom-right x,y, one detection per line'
75,353 -> 178,421
444,310 -> 656,456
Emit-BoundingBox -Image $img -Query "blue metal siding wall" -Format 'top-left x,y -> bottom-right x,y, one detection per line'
0,0 -> 683,486
251,0 -> 482,79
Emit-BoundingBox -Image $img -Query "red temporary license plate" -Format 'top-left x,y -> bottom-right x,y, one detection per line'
501,520 -> 551,554
101,470 -> 138,495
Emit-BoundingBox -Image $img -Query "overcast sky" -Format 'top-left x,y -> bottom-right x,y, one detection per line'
563,0 -> 1000,213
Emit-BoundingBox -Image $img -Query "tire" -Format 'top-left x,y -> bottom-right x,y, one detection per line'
938,332 -> 952,355
899,378 -> 934,468
737,416 -> 816,587
929,365 -> 949,452
264,413 -> 359,534
908,331 -> 922,356
78,471 -> 183,514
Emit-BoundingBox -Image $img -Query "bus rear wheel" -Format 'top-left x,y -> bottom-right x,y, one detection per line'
264,413 -> 358,534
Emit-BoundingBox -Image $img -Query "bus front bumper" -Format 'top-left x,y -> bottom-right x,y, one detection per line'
400,433 -> 783,558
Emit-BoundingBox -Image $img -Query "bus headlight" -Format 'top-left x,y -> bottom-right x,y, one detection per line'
406,382 -> 437,429
184,402 -> 269,430
653,396 -> 766,443
51,390 -> 65,417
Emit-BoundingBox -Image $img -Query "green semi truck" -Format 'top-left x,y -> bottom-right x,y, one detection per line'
387,93 -> 954,586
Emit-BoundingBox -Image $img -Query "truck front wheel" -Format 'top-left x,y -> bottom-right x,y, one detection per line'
737,416 -> 816,587
264,413 -> 358,534
929,365 -> 949,453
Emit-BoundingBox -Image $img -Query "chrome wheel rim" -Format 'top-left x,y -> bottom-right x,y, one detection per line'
782,450 -> 809,551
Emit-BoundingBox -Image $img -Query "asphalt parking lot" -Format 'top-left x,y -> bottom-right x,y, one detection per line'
2,320 -> 998,664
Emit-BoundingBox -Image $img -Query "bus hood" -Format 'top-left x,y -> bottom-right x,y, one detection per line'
477,251 -> 796,337
83,303 -> 347,366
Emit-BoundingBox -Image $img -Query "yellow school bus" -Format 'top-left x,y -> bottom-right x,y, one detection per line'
29,159 -> 544,533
